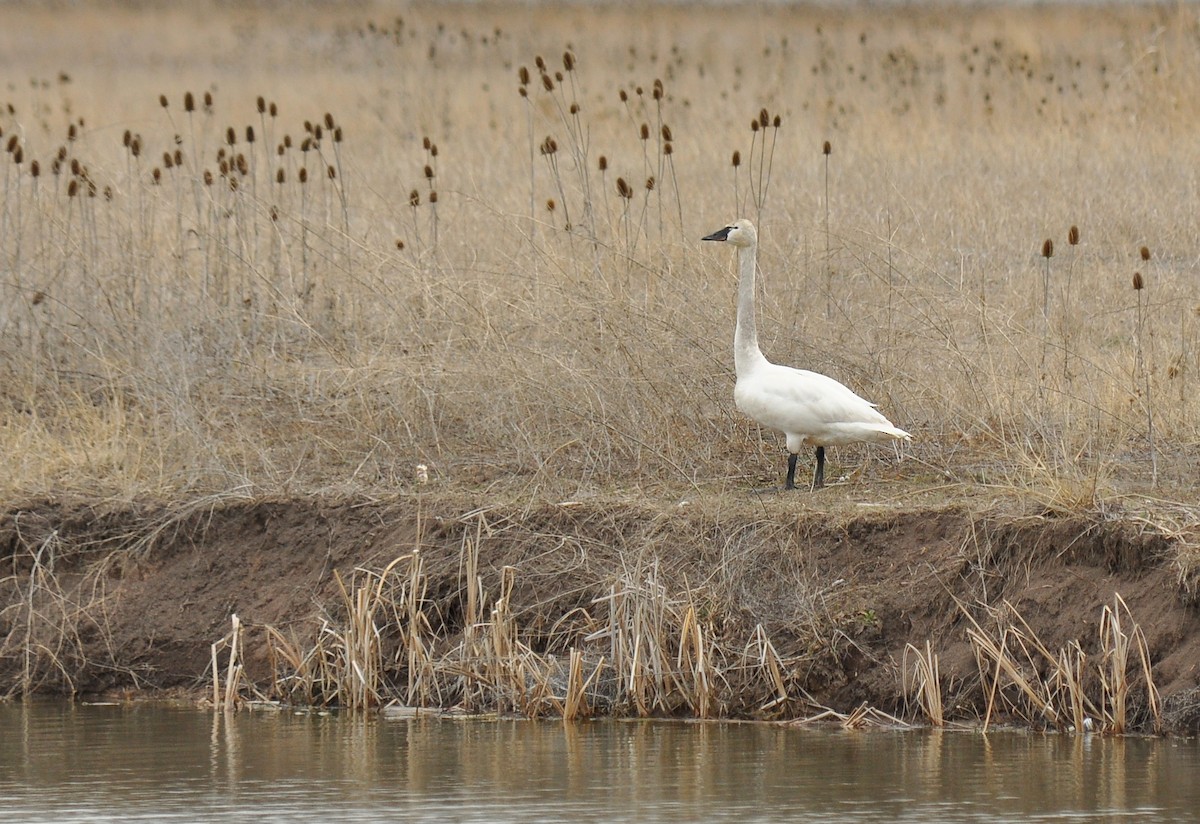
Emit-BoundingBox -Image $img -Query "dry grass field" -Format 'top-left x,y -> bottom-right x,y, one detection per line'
3,2 -> 1200,725
1,1 -> 1198,509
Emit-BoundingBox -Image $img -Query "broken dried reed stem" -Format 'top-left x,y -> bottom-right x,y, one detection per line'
210,613 -> 245,710
902,640 -> 943,726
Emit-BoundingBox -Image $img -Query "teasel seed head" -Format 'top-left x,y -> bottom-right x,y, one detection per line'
228,176 -> 238,192
1068,225 -> 1080,245
174,149 -> 182,166
518,87 -> 528,98
395,239 -> 405,250
535,55 -> 545,71
1133,271 -> 1144,290
598,155 -> 607,171
334,126 -> 342,143
541,73 -> 554,92
518,66 -> 530,86
563,51 -> 575,72
663,142 -> 673,156
226,126 -> 236,146
661,124 -> 673,141
204,91 -> 213,109
645,176 -> 655,191
1140,245 -> 1150,261
327,165 -> 335,180
1042,239 -> 1053,258
184,92 -> 195,112
569,102 -> 579,115
640,123 -> 650,140
204,169 -> 213,186
68,179 -> 78,197
283,134 -> 292,149
424,163 -> 434,179
123,129 -> 132,148
409,189 -> 420,207
159,94 -> 168,109
301,137 -> 312,152
428,190 -> 437,204
298,167 -> 308,184
423,135 -> 431,150
324,112 -> 334,130
103,185 -> 112,200
619,89 -> 628,103
70,158 -> 81,176
653,79 -> 663,100
5,135 -> 16,153
130,137 -> 141,158
153,167 -> 162,184
269,101 -> 277,117
276,168 -> 285,184
270,205 -> 278,222
773,114 -> 782,127
30,159 -> 39,177
12,147 -> 22,164
759,108 -> 769,128
731,150 -> 741,167
163,151 -> 173,169
546,198 -> 556,212
67,123 -> 77,141
823,140 -> 831,155
616,177 -> 632,199
750,119 -> 760,133
314,124 -> 323,140
236,154 -> 248,175
257,96 -> 266,114
245,125 -> 255,144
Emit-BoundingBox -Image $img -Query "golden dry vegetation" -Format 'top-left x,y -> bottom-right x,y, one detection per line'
1,0 -> 1199,515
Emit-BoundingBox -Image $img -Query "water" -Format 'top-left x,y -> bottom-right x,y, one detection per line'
2,703 -> 1199,822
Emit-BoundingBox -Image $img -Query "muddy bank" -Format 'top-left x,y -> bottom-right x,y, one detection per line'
2,493 -> 1198,733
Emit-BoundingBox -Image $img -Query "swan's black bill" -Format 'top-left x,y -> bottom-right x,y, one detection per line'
702,226 -> 733,242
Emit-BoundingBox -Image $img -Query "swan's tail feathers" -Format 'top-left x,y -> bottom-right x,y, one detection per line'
880,425 -> 912,442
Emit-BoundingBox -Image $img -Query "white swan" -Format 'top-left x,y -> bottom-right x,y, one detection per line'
702,219 -> 911,490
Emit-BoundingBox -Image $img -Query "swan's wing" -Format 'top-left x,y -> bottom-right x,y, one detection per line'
735,365 -> 909,445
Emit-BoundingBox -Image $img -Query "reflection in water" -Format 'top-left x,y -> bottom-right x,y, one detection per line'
1,702 -> 1198,822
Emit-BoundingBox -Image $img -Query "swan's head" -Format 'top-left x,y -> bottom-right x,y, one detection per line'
701,218 -> 757,248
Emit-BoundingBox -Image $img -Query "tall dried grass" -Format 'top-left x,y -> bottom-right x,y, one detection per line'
0,4 -> 1198,507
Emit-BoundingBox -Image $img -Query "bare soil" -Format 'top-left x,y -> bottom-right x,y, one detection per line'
3,491 -> 1198,733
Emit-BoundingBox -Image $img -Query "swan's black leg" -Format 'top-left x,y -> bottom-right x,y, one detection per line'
812,446 -> 826,490
785,452 -> 798,490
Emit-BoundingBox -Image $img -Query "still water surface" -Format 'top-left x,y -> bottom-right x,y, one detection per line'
2,702 -> 1199,822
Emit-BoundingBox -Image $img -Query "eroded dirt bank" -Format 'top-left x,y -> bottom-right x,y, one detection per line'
2,494 -> 1198,732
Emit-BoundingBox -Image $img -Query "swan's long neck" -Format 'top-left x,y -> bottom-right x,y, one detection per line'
735,241 -> 769,376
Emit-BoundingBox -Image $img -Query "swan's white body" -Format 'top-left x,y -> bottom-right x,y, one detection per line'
703,219 -> 911,489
